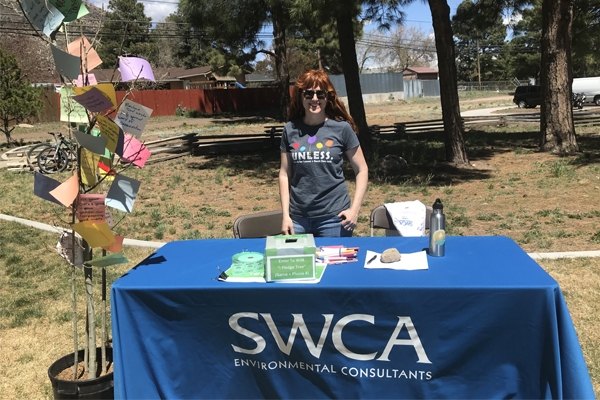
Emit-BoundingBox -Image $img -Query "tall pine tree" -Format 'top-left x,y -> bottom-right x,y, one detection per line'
0,48 -> 42,145
97,0 -> 155,69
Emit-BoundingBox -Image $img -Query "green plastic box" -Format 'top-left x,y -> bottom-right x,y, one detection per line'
264,234 -> 316,282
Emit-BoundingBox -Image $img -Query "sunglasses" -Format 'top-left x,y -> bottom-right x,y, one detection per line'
301,89 -> 329,100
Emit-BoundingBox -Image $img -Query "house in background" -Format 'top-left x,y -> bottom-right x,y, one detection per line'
90,66 -> 238,89
244,72 -> 277,88
402,66 -> 439,80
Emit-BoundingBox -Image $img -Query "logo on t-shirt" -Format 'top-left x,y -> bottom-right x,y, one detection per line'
290,136 -> 334,163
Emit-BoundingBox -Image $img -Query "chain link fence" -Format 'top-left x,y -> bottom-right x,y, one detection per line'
457,80 -> 523,92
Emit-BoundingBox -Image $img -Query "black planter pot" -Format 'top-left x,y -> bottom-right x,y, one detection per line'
48,347 -> 114,400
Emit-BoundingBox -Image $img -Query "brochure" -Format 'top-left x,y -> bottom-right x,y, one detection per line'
218,251 -> 327,284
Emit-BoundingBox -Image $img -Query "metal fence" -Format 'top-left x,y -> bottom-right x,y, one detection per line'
403,79 -> 441,98
456,80 -> 518,92
329,72 -> 404,97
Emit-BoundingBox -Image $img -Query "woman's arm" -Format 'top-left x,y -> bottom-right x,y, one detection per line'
278,151 -> 294,234
338,146 -> 369,231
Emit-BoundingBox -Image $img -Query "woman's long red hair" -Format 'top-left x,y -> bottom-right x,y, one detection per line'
288,69 -> 358,133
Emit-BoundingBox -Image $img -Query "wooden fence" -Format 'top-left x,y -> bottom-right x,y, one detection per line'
6,111 -> 599,171
36,87 -> 281,123
145,111 -> 600,164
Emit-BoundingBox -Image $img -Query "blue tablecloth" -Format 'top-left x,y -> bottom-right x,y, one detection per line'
111,236 -> 594,399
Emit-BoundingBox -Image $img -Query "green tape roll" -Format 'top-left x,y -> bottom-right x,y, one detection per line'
232,252 -> 264,265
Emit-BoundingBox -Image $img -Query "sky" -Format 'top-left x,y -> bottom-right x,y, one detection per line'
395,0 -> 463,34
88,0 -> 464,30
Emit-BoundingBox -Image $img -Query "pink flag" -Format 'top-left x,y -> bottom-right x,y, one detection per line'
121,134 -> 151,168
118,57 -> 155,82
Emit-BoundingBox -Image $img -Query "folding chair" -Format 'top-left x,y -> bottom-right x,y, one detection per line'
232,210 -> 283,238
369,204 -> 433,236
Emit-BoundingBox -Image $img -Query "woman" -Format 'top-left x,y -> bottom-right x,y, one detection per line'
279,69 -> 368,237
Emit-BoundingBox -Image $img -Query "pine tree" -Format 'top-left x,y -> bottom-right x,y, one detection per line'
0,48 -> 42,145
96,0 -> 155,69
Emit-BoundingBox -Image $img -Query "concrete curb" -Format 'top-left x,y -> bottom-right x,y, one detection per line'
528,250 -> 600,260
3,213 -> 600,259
0,213 -> 166,249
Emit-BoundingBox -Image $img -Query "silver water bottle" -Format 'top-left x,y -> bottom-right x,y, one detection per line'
428,198 -> 446,257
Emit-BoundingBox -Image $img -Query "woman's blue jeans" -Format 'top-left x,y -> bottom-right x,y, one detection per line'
292,214 -> 352,237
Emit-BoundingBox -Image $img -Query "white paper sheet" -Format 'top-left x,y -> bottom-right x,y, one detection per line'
364,250 -> 429,270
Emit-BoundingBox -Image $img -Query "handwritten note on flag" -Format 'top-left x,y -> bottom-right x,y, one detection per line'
21,0 -> 64,37
96,115 -> 123,154
73,83 -> 116,109
80,148 -> 100,186
76,194 -> 106,222
72,87 -> 113,113
115,99 -> 152,138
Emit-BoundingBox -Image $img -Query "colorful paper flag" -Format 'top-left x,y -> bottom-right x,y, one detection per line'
72,221 -> 115,248
49,174 -> 79,207
118,56 -> 155,82
105,174 -> 140,213
121,134 -> 151,168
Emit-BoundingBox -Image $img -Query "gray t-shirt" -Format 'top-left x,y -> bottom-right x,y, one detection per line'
280,119 -> 360,218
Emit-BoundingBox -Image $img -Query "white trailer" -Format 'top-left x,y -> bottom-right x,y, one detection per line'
572,77 -> 600,105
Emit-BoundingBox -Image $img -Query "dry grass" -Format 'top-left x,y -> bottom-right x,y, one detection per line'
1,94 -> 599,397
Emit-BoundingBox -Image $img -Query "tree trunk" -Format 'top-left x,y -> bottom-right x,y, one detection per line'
335,7 -> 372,158
3,119 -> 12,144
539,0 -> 578,154
271,3 -> 290,121
428,0 -> 469,165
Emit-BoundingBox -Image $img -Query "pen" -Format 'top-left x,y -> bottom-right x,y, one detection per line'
367,254 -> 378,264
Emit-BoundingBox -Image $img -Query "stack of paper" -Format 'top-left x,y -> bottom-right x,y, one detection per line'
317,246 -> 359,264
